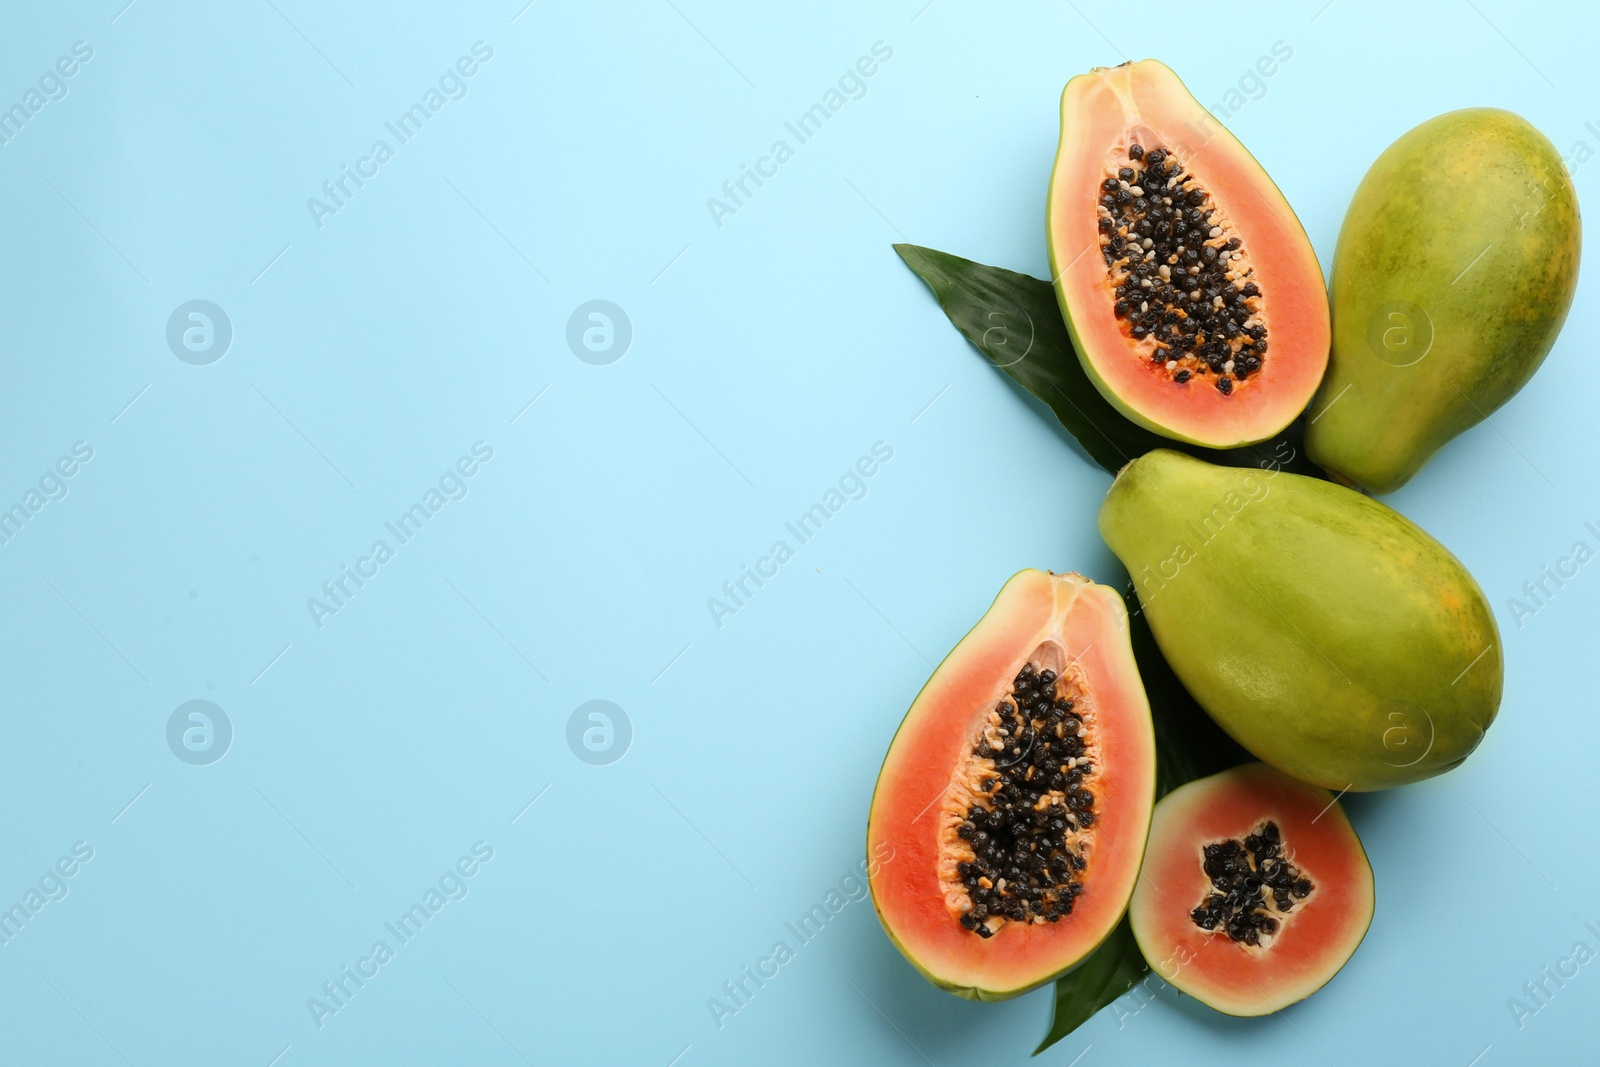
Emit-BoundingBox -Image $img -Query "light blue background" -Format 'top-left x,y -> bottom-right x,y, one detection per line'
0,1 -> 1593,1063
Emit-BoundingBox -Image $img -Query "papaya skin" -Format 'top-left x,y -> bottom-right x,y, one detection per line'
1099,450 -> 1501,791
1306,108 -> 1580,494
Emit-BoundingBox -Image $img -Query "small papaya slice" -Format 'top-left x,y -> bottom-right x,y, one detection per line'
866,570 -> 1156,1000
1047,60 -> 1328,447
1130,763 -> 1374,1016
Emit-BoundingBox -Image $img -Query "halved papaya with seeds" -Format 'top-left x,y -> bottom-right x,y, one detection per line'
1047,59 -> 1329,448
866,570 -> 1156,1000
1129,763 -> 1374,1016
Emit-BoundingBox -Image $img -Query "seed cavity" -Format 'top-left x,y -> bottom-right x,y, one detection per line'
1189,821 -> 1314,947
942,662 -> 1098,938
1097,142 -> 1268,391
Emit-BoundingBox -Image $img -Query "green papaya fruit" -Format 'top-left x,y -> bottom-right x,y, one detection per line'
1099,449 -> 1501,790
1306,108 -> 1580,494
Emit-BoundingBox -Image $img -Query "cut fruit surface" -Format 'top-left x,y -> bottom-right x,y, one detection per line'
1047,59 -> 1328,448
1129,763 -> 1374,1017
867,570 -> 1156,1000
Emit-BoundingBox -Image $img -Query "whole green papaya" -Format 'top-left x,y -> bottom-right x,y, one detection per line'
1306,108 -> 1580,493
1099,449 -> 1501,790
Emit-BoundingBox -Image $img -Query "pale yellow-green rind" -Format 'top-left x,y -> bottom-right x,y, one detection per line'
1306,108 -> 1581,493
1099,450 -> 1501,791
1045,70 -> 1202,446
865,571 -> 1042,1001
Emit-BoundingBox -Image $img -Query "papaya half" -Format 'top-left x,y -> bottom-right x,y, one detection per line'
1047,60 -> 1328,449
1307,109 -> 1581,493
1130,763 -> 1374,1016
1099,449 -> 1501,791
866,570 -> 1155,999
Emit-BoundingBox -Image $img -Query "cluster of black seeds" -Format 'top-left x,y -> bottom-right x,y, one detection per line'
1190,821 -> 1314,946
1097,141 -> 1268,394
954,663 -> 1096,937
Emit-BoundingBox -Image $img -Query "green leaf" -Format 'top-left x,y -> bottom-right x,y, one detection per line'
892,243 -> 1324,479
893,242 -> 1261,1053
1033,918 -> 1148,1056
893,242 -> 1159,473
